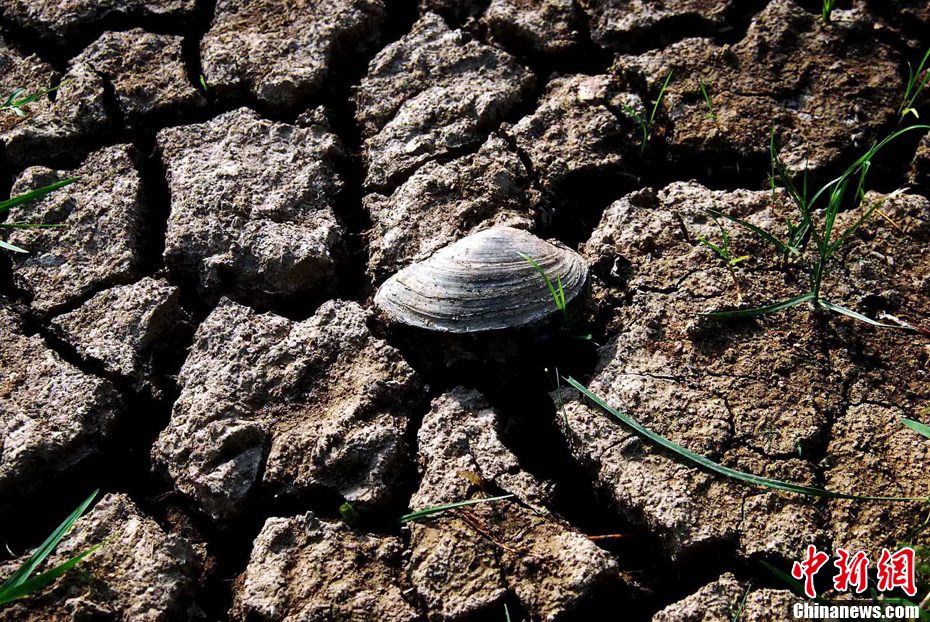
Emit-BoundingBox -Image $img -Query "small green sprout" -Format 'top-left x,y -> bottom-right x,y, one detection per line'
518,252 -> 568,322
0,491 -> 103,606
505,603 -> 513,622
703,124 -> 930,328
821,0 -> 837,23
899,48 -> 930,121
699,78 -> 717,123
696,215 -> 749,301
0,178 -> 78,253
1,82 -> 67,117
621,70 -> 673,153
339,502 -> 358,525
399,494 -> 515,524
199,74 -> 209,93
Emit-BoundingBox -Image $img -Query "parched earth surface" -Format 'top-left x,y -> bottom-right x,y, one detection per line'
1,1 -> 929,621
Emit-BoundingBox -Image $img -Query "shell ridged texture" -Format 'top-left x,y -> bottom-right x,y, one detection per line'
374,227 -> 588,332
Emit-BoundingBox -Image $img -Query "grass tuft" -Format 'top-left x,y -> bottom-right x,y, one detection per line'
696,215 -> 749,301
621,71 -> 673,153
699,78 -> 717,124
0,491 -> 102,606
821,0 -> 836,22
702,124 -> 930,328
899,48 -> 930,121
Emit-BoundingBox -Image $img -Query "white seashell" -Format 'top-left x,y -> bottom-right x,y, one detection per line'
374,226 -> 588,332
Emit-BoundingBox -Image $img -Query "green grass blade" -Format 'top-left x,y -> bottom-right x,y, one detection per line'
696,235 -> 727,260
701,291 -> 815,319
0,490 -> 97,592
902,417 -> 930,440
819,300 -> 912,329
699,78 -> 716,121
0,239 -> 28,253
0,543 -> 103,605
565,377 -> 924,502
0,178 -> 78,214
504,604 -> 512,622
827,188 -> 905,258
706,209 -> 794,256
400,494 -> 515,523
732,583 -> 752,622
518,252 -> 567,317
649,70 -> 673,127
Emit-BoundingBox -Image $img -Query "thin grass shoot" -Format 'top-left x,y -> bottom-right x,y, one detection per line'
621,71 -> 673,153
699,78 -> 717,123
899,48 -> 930,120
0,491 -> 102,606
399,494 -> 515,524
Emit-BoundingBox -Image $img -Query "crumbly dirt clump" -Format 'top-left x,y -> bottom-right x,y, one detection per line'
6,145 -> 146,316
152,299 -> 423,522
202,0 -> 386,111
72,29 -> 206,122
504,72 -> 641,197
232,512 -> 420,622
157,107 -> 344,304
356,12 -> 535,191
0,0 -> 198,41
50,277 -> 191,396
652,573 -> 794,621
409,388 -> 620,621
0,42 -> 110,165
0,305 -> 122,504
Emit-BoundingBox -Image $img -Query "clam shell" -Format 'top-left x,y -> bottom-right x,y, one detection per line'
374,226 -> 588,332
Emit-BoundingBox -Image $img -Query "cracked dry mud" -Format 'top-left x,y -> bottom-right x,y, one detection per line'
1,0 -> 929,620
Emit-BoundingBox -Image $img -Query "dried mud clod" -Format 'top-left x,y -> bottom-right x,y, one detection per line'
231,512 -> 420,622
71,29 -> 207,123
651,573 -> 793,622
152,299 -> 424,522
482,0 -> 583,58
561,182 -> 930,561
910,131 -> 930,191
49,277 -> 192,397
364,133 -> 540,284
356,12 -> 536,192
201,0 -> 387,111
0,304 -> 122,504
157,107 -> 345,305
0,493 -> 203,621
6,144 -> 146,317
615,0 -> 901,172
580,0 -> 737,50
0,0 -> 198,44
409,388 -> 622,621
0,42 -> 110,165
503,72 -> 643,198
